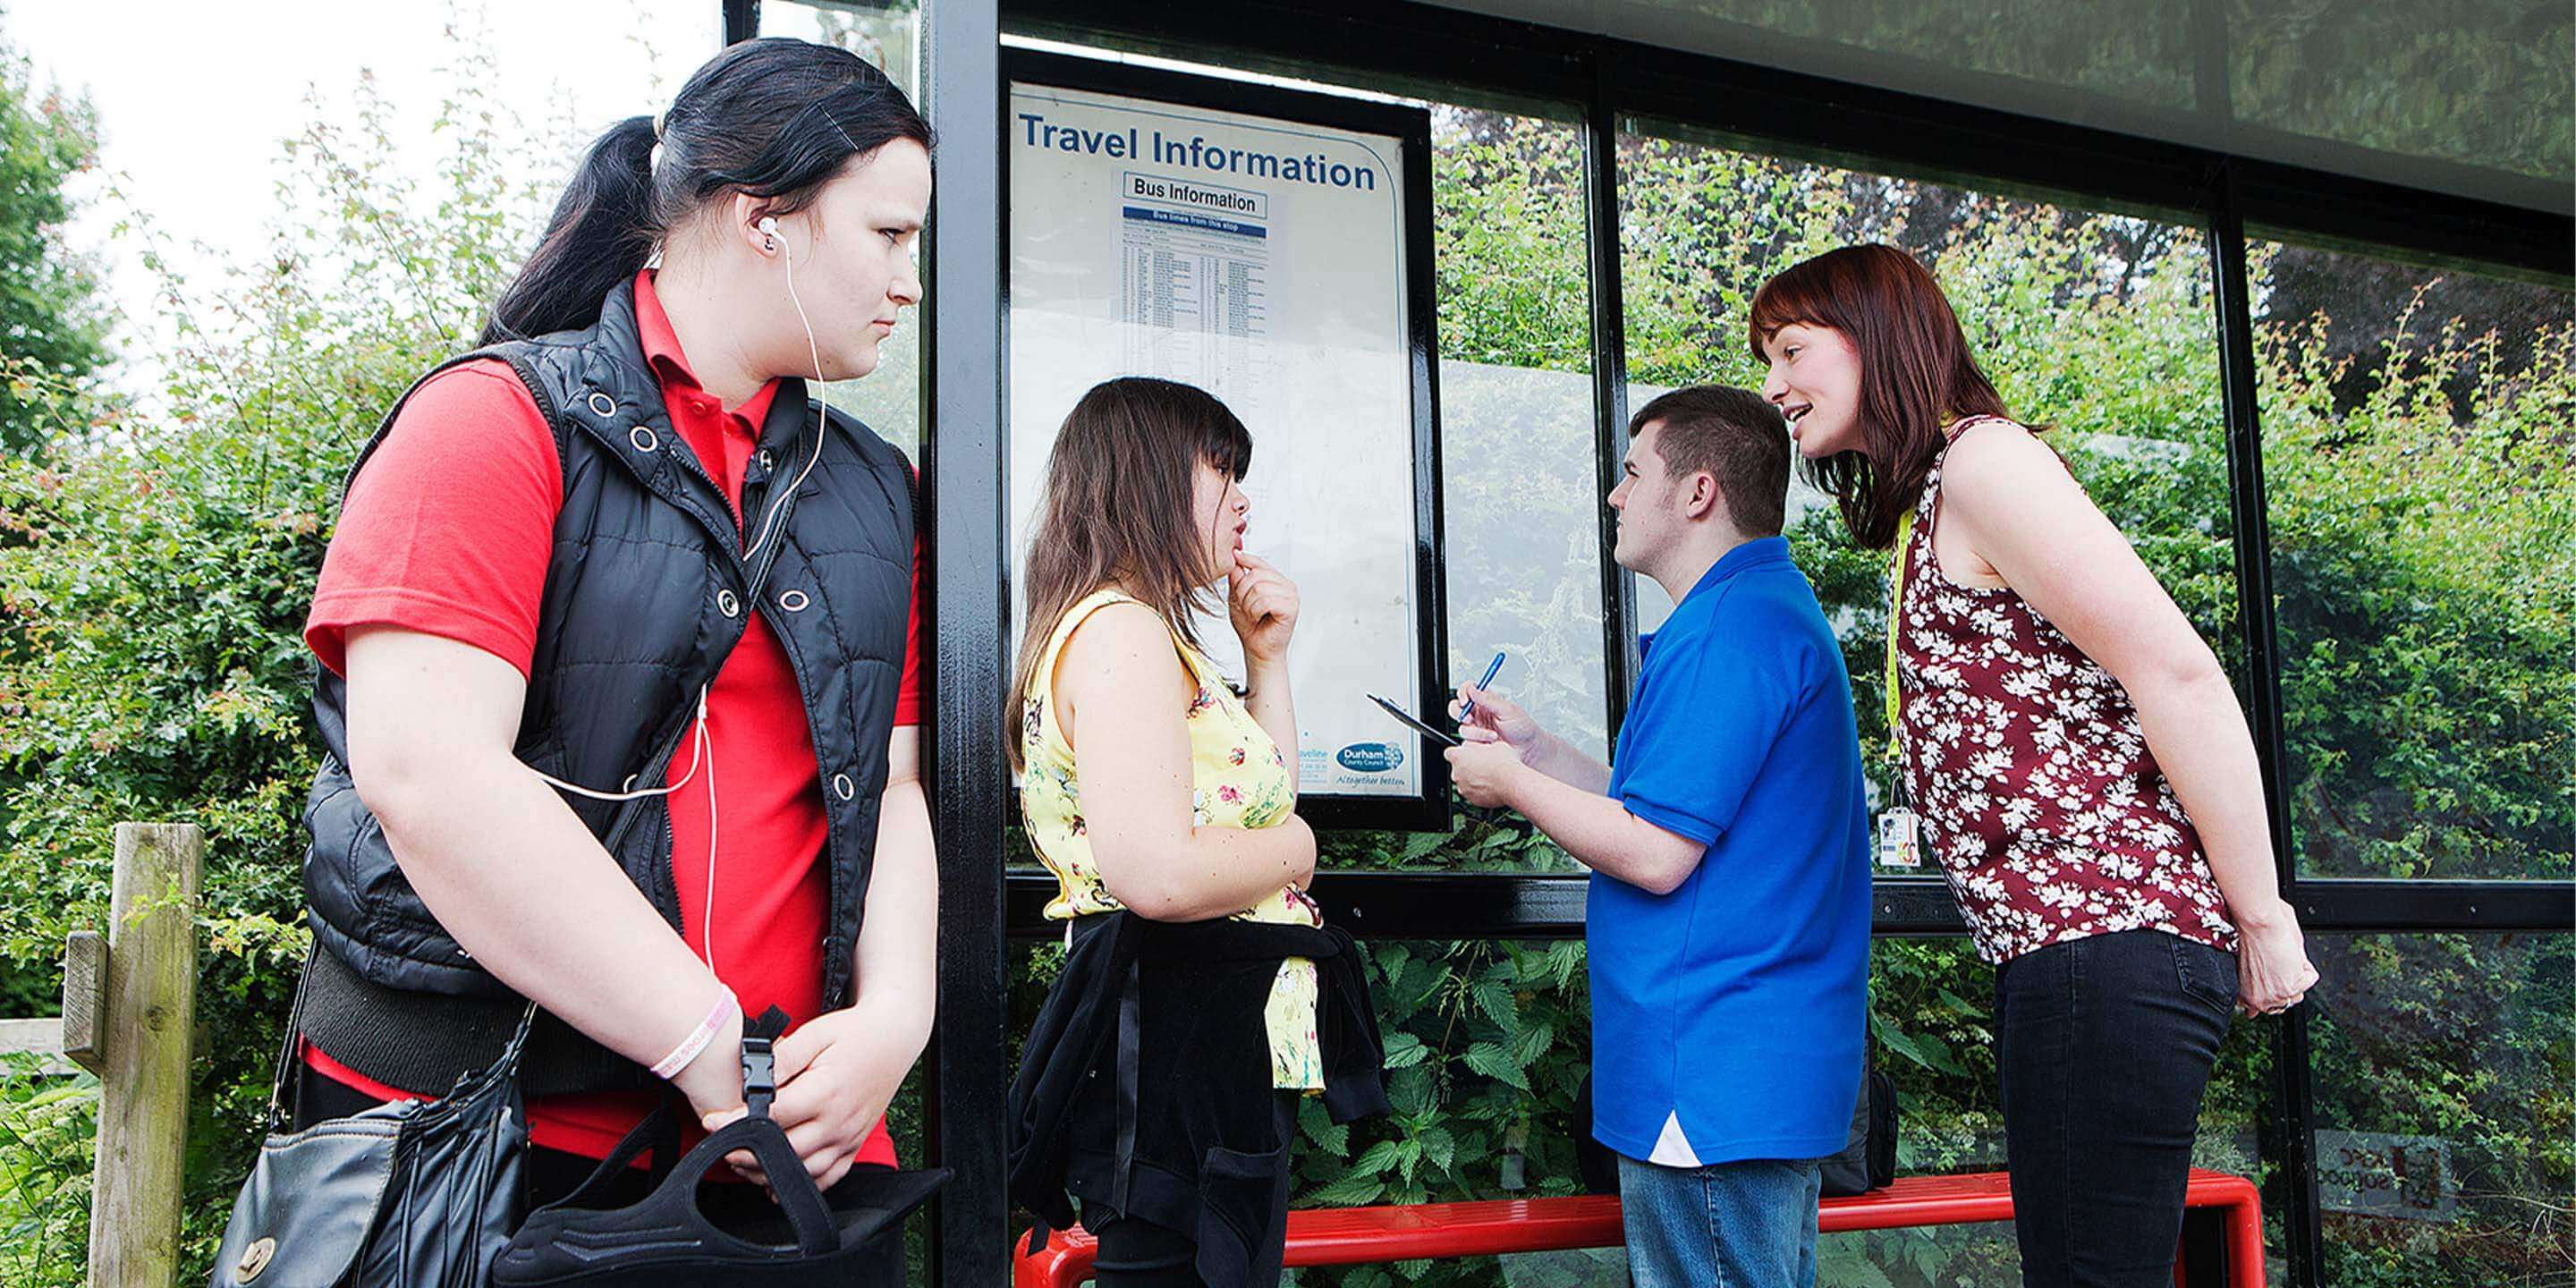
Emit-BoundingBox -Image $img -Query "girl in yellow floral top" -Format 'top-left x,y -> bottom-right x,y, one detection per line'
1006,377 -> 1337,1284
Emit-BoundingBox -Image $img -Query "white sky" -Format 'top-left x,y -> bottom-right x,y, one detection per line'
13,4 -> 1387,367
13,1 -> 732,383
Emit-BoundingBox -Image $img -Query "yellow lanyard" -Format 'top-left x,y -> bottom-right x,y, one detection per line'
1882,508 -> 1914,768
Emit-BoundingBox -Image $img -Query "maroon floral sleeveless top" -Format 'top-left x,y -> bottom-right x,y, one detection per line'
1893,418 -> 2238,965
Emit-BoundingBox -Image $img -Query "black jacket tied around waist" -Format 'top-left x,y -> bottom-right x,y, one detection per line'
1008,911 -> 1390,1287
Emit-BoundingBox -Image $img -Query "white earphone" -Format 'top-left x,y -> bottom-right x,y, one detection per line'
743,211 -> 828,563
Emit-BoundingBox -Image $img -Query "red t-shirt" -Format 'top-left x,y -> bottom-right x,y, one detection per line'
301,269 -> 917,1168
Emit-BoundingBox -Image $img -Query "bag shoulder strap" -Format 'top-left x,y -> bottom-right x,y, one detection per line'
265,952 -> 318,1129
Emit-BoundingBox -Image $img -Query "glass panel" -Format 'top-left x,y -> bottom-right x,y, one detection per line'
1429,0 -> 2197,109
1700,0 -> 2198,110
2229,1 -> 2571,185
1419,0 -> 2569,204
2307,932 -> 2573,1285
759,0 -> 919,94
1432,107 -> 1606,767
1321,98 -> 1602,873
1312,100 -> 1608,874
2251,241 -> 2574,880
1615,122 -> 2240,828
762,0 -> 925,455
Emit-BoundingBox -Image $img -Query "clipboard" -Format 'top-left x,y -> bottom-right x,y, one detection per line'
1367,693 -> 1461,748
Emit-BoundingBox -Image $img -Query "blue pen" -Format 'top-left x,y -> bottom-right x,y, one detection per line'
1459,650 -> 1508,720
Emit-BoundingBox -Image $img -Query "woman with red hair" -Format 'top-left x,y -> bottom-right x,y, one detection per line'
1751,243 -> 2317,1286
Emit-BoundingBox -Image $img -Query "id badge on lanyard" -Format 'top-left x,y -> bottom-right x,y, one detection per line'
1877,508 -> 1924,870
1876,800 -> 1923,869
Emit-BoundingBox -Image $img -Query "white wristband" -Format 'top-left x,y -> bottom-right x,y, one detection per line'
650,986 -> 737,1080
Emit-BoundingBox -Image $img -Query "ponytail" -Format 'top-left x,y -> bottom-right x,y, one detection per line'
481,115 -> 659,343
479,38 -> 932,346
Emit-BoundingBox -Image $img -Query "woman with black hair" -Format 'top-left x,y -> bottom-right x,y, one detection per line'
282,36 -> 936,1247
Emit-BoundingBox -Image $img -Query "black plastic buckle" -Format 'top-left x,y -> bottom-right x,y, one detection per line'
741,1004 -> 789,1119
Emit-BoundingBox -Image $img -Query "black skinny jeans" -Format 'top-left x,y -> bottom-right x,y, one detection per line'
1994,928 -> 2237,1287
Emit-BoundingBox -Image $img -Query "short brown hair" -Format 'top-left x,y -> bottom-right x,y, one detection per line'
1630,385 -> 1790,538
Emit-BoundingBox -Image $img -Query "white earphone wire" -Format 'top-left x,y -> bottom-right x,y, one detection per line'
701,716 -> 720,974
744,222 -> 831,563
530,217 -> 843,975
685,217 -> 836,975
527,686 -> 710,801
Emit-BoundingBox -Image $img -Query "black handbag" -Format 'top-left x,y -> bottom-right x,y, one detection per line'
209,966 -> 533,1288
490,1009 -> 949,1286
1818,1059 -> 1897,1198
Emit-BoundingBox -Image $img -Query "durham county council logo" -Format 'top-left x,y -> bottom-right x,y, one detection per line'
1335,741 -> 1404,774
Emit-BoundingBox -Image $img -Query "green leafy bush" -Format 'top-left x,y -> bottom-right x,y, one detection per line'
0,55 -> 556,1281
0,21 -> 109,458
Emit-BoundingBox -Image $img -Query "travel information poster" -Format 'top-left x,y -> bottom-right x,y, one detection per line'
1007,63 -> 1438,810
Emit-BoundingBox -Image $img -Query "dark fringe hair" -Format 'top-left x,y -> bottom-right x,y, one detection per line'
1748,243 -> 2014,549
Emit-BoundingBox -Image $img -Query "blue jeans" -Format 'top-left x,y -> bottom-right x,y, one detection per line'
1616,1153 -> 1822,1288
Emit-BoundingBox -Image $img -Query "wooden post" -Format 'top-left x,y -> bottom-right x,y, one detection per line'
60,929 -> 106,1075
87,822 -> 201,1288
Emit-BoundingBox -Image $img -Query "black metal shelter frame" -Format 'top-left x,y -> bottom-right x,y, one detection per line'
720,2 -> 2575,1284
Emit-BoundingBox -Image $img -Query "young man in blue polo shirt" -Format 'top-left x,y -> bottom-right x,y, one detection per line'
1445,385 -> 1870,1288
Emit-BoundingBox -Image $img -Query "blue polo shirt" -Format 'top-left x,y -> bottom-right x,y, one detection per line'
1591,535 -> 1870,1167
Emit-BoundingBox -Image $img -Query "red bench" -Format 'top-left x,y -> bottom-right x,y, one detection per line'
1015,1167 -> 2263,1286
